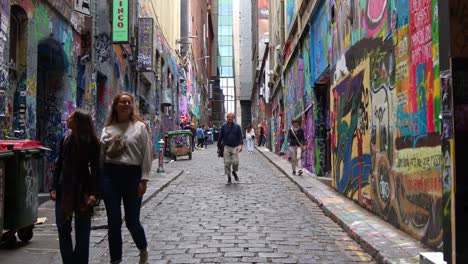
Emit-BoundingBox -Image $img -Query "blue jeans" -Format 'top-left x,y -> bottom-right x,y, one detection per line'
102,163 -> 147,262
55,192 -> 92,264
246,137 -> 254,152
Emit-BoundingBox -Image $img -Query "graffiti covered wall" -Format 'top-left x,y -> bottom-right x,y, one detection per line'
328,0 -> 442,248
283,52 -> 305,154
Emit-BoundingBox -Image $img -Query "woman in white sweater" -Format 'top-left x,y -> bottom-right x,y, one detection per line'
100,92 -> 152,264
245,124 -> 255,154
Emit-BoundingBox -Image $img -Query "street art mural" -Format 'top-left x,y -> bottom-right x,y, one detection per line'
331,62 -> 372,203
300,39 -> 315,174
0,0 -> 9,92
328,0 -> 442,248
270,94 -> 284,154
363,0 -> 391,38
284,52 -> 305,131
286,0 -> 296,34
310,1 -> 330,85
0,1 -> 181,191
303,108 -> 315,174
331,0 -> 362,65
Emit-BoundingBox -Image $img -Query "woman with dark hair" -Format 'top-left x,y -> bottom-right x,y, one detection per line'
100,92 -> 152,264
50,108 -> 100,264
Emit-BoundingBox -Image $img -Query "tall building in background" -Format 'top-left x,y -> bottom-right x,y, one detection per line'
233,0 -> 254,129
217,0 -> 235,121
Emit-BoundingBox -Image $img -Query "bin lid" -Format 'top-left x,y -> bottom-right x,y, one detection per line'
0,144 -> 11,152
0,140 -> 47,150
168,130 -> 192,136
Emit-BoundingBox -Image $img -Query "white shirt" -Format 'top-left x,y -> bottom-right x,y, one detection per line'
245,129 -> 255,138
101,121 -> 153,180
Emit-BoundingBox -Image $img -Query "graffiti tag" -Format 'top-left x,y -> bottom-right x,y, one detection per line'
24,160 -> 38,209
95,33 -> 112,62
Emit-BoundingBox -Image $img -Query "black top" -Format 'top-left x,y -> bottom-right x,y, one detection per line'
219,122 -> 243,147
52,134 -> 100,218
287,127 -> 305,146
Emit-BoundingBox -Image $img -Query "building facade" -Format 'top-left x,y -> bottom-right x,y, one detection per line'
261,0 -> 460,258
1,0 -> 212,193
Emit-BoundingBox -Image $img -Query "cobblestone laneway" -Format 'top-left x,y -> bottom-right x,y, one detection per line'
94,146 -> 375,263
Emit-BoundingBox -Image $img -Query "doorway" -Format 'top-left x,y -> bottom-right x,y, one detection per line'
314,84 -> 331,177
452,58 -> 468,263
36,38 -> 66,192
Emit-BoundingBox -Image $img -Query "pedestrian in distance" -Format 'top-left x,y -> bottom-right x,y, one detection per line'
287,118 -> 305,176
209,125 -> 214,143
213,125 -> 219,141
203,125 -> 211,148
196,125 -> 205,149
245,124 -> 255,154
100,92 -> 152,264
50,108 -> 100,264
189,123 -> 197,150
218,112 -> 243,184
258,125 -> 265,146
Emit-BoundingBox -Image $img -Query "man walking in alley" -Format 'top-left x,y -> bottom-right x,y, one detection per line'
218,112 -> 243,184
288,118 -> 305,175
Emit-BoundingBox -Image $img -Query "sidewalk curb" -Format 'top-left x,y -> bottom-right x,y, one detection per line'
256,146 -> 431,264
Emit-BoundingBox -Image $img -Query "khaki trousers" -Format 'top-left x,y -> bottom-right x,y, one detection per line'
289,146 -> 303,172
223,145 -> 240,176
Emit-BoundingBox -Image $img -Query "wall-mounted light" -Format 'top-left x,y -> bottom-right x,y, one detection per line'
196,56 -> 210,61
175,35 -> 198,45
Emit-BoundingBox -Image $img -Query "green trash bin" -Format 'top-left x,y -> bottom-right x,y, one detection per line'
167,130 -> 192,161
0,144 -> 14,242
1,140 -> 46,247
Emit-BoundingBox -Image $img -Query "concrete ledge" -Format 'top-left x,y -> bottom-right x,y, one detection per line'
256,146 -> 434,264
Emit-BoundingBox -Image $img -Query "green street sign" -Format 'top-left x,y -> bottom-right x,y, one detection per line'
112,0 -> 129,43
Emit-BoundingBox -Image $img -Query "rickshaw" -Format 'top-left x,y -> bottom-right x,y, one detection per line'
167,130 -> 192,160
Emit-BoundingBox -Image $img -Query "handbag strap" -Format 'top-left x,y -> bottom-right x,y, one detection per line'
290,128 -> 303,146
105,123 -> 129,137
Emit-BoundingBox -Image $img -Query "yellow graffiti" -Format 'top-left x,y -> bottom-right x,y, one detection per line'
395,147 -> 442,174
25,77 -> 37,96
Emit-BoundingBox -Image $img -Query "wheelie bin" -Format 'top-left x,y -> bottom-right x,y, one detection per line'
0,144 -> 14,242
1,140 -> 46,247
167,130 -> 192,161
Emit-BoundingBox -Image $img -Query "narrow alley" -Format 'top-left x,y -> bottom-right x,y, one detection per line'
81,146 -> 374,263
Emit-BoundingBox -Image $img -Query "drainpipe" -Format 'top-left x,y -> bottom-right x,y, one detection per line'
91,0 -> 97,115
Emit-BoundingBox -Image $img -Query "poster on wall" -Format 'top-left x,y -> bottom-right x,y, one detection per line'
74,0 -> 91,16
138,18 -> 154,71
112,0 -> 129,43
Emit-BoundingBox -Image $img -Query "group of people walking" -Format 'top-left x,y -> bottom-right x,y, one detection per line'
50,92 -> 152,264
180,123 -> 215,151
50,95 -> 305,263
217,113 -> 305,184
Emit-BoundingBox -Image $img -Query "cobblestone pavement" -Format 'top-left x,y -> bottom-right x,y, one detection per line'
91,146 -> 375,264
